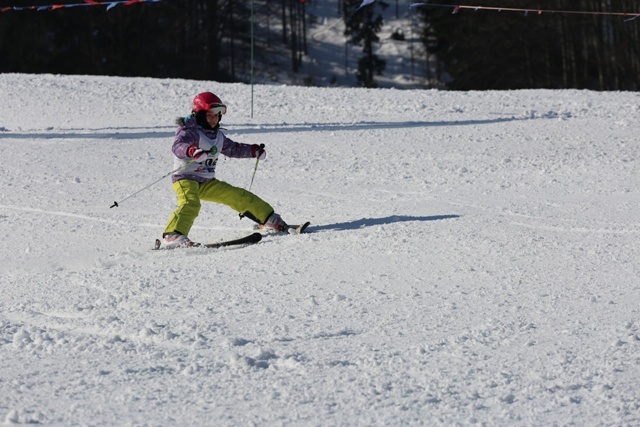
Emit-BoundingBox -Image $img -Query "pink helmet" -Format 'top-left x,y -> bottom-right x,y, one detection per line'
192,92 -> 227,115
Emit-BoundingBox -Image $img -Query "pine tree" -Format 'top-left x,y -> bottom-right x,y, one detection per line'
343,0 -> 389,88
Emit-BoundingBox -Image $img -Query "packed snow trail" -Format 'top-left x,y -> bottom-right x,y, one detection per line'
1,73 -> 639,426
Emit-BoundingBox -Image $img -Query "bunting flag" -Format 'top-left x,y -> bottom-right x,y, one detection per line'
409,2 -> 640,22
356,0 -> 376,11
1,0 -> 161,13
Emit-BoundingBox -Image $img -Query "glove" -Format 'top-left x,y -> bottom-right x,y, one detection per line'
192,149 -> 209,162
251,144 -> 266,160
187,145 -> 209,162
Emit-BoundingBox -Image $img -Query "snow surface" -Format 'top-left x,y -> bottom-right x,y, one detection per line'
1,73 -> 640,426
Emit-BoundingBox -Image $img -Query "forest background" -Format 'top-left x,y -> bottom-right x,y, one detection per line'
0,0 -> 639,91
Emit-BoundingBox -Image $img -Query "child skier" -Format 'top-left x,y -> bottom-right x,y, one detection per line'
160,91 -> 290,249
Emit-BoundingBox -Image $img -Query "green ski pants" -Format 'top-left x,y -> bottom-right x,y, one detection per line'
163,179 -> 274,236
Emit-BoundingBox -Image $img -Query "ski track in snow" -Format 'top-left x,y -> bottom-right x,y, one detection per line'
1,73 -> 640,426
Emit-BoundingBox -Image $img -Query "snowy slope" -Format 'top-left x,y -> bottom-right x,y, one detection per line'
1,73 -> 640,426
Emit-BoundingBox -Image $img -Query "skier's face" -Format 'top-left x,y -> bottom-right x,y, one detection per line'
205,110 -> 220,127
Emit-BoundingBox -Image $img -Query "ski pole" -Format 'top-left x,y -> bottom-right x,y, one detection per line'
248,144 -> 265,191
110,159 -> 195,208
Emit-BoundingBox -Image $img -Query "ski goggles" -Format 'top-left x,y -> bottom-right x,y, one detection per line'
208,103 -> 227,115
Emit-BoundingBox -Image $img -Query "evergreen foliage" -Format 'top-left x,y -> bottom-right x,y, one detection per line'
420,0 -> 640,90
342,0 -> 389,88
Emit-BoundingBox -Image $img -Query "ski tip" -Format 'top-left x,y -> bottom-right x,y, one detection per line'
289,221 -> 311,234
298,221 -> 311,234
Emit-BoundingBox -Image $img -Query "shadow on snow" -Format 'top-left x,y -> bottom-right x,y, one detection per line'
0,116 -> 533,140
308,214 -> 460,232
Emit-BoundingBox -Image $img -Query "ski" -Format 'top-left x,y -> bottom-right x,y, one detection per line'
254,221 -> 311,235
154,232 -> 262,250
291,221 -> 311,234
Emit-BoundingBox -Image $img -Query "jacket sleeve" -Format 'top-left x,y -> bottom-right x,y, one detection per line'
172,118 -> 199,159
221,135 -> 255,159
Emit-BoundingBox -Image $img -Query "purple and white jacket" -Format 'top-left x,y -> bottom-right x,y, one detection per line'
171,116 -> 255,184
